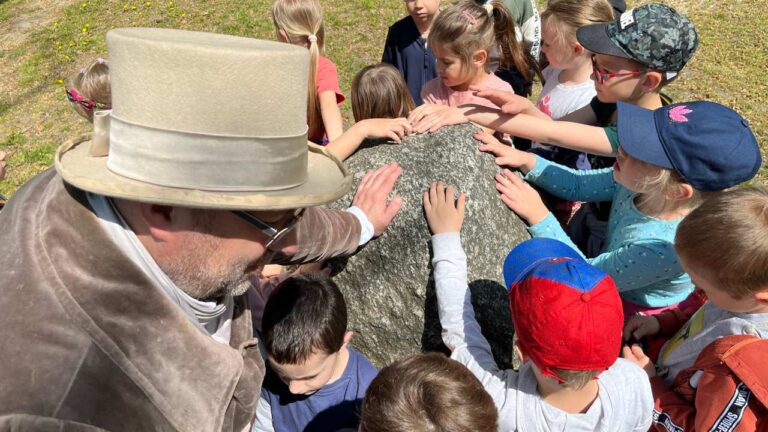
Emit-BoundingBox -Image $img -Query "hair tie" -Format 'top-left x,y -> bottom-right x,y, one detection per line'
462,10 -> 478,25
307,34 -> 317,43
96,57 -> 105,64
483,0 -> 494,14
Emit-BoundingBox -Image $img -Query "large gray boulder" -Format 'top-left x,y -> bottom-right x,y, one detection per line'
328,123 -> 530,368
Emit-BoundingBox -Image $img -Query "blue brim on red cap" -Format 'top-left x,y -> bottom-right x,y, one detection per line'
503,238 -> 584,290
617,102 -> 674,169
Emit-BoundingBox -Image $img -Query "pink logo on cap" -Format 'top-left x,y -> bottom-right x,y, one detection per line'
669,105 -> 693,123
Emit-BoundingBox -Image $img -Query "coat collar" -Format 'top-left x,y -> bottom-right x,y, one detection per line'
37,173 -> 263,430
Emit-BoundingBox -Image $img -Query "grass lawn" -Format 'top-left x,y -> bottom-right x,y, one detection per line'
0,0 -> 765,198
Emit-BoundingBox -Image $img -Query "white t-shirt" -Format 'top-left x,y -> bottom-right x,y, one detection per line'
657,302 -> 768,386
532,67 -> 596,153
432,233 -> 653,432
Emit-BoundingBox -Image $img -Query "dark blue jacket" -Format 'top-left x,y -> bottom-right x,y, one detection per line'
381,16 -> 437,106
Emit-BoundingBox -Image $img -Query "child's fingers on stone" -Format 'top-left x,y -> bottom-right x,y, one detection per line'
457,192 -> 466,213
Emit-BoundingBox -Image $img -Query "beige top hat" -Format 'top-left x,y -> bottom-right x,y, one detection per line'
55,28 -> 351,210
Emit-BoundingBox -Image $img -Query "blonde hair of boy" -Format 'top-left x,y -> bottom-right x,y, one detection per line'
428,0 -> 541,82
359,352 -> 498,432
541,0 -> 614,49
351,63 -> 416,122
675,186 -> 768,298
271,0 -> 325,140
67,59 -> 111,122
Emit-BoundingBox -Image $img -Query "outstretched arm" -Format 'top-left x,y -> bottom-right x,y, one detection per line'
319,90 -> 344,142
424,182 -> 508,378
325,118 -> 412,161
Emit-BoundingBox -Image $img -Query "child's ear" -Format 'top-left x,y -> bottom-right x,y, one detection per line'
573,42 -> 585,57
754,290 -> 768,305
641,71 -> 664,93
472,49 -> 488,68
342,331 -> 353,347
276,29 -> 289,43
513,341 -> 528,364
668,183 -> 695,201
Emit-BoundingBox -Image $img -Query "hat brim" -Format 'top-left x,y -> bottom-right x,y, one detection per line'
576,23 -> 631,60
502,238 -> 584,290
55,135 -> 352,210
616,102 -> 673,169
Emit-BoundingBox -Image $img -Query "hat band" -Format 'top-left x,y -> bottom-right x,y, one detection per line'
106,114 -> 308,192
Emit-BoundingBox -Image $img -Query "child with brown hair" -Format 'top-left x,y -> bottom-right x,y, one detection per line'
66,58 -> 111,122
321,64 -> 415,161
423,181 -> 653,430
272,0 -> 343,145
252,273 -> 377,432
622,187 -> 768,431
416,0 -> 540,109
358,352 -> 498,432
351,63 -> 416,122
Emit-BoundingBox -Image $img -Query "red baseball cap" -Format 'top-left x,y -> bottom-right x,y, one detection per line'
503,238 -> 624,382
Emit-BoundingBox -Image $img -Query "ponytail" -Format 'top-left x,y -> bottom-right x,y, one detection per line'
487,0 -> 542,83
306,35 -> 322,140
271,0 -> 325,138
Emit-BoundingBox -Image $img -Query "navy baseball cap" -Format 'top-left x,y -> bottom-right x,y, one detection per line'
617,101 -> 762,192
609,0 -> 627,15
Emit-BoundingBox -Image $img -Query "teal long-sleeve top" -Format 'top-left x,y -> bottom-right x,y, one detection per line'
523,156 -> 693,307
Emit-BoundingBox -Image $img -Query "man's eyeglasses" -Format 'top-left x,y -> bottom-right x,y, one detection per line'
232,208 -> 305,249
591,55 -> 644,84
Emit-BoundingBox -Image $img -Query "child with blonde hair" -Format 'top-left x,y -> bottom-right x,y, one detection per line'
66,58 -> 111,122
622,187 -> 768,431
532,0 -> 613,168
272,0 -> 343,145
482,101 -> 761,314
415,0 -> 540,110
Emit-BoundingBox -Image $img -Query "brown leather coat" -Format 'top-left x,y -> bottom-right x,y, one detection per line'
0,169 -> 360,431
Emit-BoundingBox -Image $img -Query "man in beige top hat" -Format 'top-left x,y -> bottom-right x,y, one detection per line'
0,29 -> 402,431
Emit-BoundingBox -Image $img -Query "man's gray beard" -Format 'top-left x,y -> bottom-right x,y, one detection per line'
163,257 -> 254,300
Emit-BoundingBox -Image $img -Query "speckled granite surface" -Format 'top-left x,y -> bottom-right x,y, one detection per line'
328,124 -> 530,368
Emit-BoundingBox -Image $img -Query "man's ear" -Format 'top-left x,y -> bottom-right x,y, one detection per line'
472,49 -> 488,68
137,203 -> 181,242
642,71 -> 663,93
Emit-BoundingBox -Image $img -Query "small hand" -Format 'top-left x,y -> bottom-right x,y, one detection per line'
352,163 -> 404,237
622,345 -> 656,377
423,181 -> 466,234
494,169 -> 549,225
410,105 -> 468,134
623,314 -> 662,341
359,118 -> 413,143
475,131 -> 535,171
469,87 -> 533,116
407,103 -> 447,125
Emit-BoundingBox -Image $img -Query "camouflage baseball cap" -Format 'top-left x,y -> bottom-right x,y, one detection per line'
577,3 -> 698,74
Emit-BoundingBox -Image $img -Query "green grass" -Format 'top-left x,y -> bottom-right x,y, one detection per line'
1,0 -> 766,197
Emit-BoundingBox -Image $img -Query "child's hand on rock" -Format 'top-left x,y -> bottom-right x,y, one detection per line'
423,181 -> 466,234
0,150 -> 7,181
358,118 -> 413,143
475,131 -> 536,173
494,169 -> 549,225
